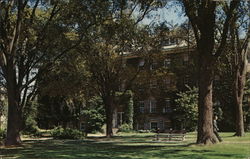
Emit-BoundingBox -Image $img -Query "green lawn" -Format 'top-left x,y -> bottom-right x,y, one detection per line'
1,132 -> 250,159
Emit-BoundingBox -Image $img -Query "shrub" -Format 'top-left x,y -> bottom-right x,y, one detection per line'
81,96 -> 105,136
137,130 -> 152,133
118,123 -> 133,133
22,117 -> 41,136
51,127 -> 83,139
22,101 -> 41,136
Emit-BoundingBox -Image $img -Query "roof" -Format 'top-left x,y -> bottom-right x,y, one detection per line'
123,45 -> 195,59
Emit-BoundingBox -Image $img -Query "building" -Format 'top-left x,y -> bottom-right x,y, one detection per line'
118,38 -> 250,132
113,38 -> 197,131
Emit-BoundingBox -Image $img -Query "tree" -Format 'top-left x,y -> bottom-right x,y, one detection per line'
174,86 -> 198,131
180,0 -> 240,144
79,1 -> 163,137
0,0 -> 89,145
244,78 -> 250,131
229,2 -> 250,136
81,96 -> 105,136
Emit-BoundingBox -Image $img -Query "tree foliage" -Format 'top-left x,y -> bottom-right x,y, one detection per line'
174,86 -> 198,131
0,0 -> 87,145
81,96 -> 105,136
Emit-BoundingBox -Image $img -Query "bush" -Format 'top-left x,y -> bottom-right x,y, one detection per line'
137,130 -> 152,133
118,124 -> 133,133
22,117 -> 41,136
22,101 -> 41,136
81,96 -> 105,135
0,129 -> 6,140
51,127 -> 83,139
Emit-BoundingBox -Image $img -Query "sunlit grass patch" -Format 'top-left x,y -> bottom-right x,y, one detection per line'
1,132 -> 250,159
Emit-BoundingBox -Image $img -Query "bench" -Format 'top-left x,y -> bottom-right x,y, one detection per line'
154,130 -> 186,141
155,133 -> 186,141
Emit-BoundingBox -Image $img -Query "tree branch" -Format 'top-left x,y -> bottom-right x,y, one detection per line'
215,0 -> 240,57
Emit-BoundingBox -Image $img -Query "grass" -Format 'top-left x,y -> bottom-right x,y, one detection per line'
0,132 -> 250,159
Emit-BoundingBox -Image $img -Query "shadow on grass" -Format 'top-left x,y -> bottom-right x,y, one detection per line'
1,136 -> 248,159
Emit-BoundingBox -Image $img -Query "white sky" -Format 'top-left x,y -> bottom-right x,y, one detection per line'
142,3 -> 187,26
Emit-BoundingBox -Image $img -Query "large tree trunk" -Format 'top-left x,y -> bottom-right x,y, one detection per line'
196,48 -> 218,144
233,73 -> 245,136
5,64 -> 22,146
103,95 -> 114,137
233,54 -> 247,137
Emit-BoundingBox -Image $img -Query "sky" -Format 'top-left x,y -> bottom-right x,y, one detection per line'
141,2 -> 188,26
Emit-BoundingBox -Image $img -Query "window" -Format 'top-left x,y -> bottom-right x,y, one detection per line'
138,81 -> 144,91
138,59 -> 145,67
163,98 -> 172,113
162,38 -> 178,46
159,120 -> 164,129
150,122 -> 158,130
164,58 -> 171,68
170,38 -> 176,44
175,38 -> 179,44
165,77 -> 171,88
80,122 -> 85,130
119,82 -> 125,91
162,39 -> 170,46
164,121 -> 171,129
150,62 -> 157,70
122,59 -> 126,68
183,75 -> 190,85
150,80 -> 157,88
150,100 -> 157,113
139,101 -> 145,113
117,112 -> 124,126
183,54 -> 189,65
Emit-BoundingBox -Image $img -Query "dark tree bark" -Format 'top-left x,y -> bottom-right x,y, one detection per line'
197,55 -> 218,144
182,0 -> 239,144
5,61 -> 22,146
230,12 -> 249,136
232,37 -> 249,137
103,95 -> 114,137
233,68 -> 246,137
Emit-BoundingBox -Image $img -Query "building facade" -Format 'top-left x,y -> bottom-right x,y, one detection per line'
112,41 -> 197,131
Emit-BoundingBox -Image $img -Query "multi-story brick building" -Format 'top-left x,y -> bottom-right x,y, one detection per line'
113,39 -> 250,132
113,39 -> 197,131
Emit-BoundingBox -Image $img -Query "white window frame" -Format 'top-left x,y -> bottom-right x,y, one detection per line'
163,98 -> 171,113
150,100 -> 157,113
139,101 -> 145,113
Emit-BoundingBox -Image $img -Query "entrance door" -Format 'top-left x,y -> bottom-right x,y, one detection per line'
150,122 -> 158,130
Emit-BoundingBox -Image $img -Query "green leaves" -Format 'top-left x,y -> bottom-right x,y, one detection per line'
174,86 -> 198,131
